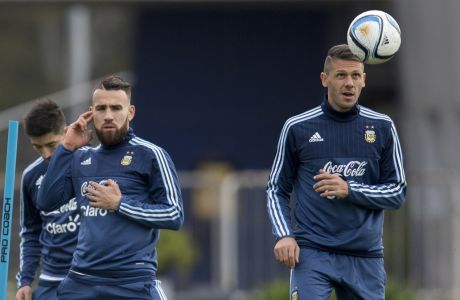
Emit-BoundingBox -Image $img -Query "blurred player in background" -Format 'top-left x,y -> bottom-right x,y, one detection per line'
266,44 -> 407,300
16,100 -> 79,300
37,75 -> 184,300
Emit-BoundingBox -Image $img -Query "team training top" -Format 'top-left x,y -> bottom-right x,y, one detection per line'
16,157 -> 79,288
267,98 -> 406,257
37,128 -> 184,284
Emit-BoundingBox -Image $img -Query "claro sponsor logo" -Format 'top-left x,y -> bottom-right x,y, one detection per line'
81,205 -> 108,217
46,215 -> 80,234
323,161 -> 367,177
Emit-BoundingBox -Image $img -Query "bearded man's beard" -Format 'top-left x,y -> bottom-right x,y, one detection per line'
95,119 -> 129,146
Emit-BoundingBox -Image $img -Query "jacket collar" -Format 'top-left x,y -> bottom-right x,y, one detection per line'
321,95 -> 360,122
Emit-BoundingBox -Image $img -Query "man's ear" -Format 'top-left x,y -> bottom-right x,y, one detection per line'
128,105 -> 135,121
320,72 -> 328,88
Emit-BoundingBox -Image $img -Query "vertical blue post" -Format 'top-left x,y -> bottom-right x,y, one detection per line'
0,120 -> 19,300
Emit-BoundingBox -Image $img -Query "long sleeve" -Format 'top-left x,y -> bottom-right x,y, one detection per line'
266,122 -> 299,240
346,122 -> 407,210
16,173 -> 42,288
37,145 -> 76,211
117,146 -> 183,230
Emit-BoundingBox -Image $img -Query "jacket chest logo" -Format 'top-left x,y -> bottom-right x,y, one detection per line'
309,132 -> 324,143
35,175 -> 44,186
364,125 -> 376,143
121,151 -> 134,166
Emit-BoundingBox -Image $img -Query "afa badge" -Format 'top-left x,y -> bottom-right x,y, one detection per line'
121,152 -> 133,166
291,289 -> 298,300
364,125 -> 376,143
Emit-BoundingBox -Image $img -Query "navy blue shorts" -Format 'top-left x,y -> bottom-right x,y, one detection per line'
56,276 -> 168,300
33,282 -> 59,300
290,248 -> 386,300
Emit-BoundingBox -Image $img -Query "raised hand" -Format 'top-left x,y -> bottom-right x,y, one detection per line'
63,111 -> 94,151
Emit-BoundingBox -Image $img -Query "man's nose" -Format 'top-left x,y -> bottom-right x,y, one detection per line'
345,75 -> 354,86
42,148 -> 53,160
104,110 -> 114,121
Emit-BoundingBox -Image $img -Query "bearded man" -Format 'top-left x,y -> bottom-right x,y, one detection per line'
37,75 -> 184,300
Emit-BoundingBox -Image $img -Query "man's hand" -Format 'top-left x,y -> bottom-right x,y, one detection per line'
274,236 -> 300,269
85,179 -> 121,210
313,169 -> 349,199
16,285 -> 32,300
63,110 -> 93,151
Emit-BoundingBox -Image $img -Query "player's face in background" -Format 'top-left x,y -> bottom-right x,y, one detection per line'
320,58 -> 366,112
91,89 -> 135,146
30,132 -> 64,162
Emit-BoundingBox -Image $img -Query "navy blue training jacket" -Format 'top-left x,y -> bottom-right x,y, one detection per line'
267,99 -> 406,257
37,128 -> 184,284
16,157 -> 79,287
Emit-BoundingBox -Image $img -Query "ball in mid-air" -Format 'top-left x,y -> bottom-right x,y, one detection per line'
347,10 -> 401,64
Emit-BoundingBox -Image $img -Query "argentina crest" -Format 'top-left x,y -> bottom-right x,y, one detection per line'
291,289 -> 299,300
364,125 -> 376,143
121,151 -> 133,166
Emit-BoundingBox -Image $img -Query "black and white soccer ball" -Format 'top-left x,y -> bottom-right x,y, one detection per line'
347,10 -> 401,64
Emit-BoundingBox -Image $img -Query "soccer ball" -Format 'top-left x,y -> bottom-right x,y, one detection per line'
347,10 -> 401,64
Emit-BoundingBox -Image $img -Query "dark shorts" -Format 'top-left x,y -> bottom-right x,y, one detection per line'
33,282 -> 60,300
290,248 -> 386,300
56,276 -> 167,300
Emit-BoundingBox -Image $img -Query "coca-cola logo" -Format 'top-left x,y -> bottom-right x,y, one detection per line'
323,161 -> 367,177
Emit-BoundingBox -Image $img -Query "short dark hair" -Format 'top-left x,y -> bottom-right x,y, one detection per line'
323,44 -> 362,73
23,99 -> 66,137
94,75 -> 131,99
